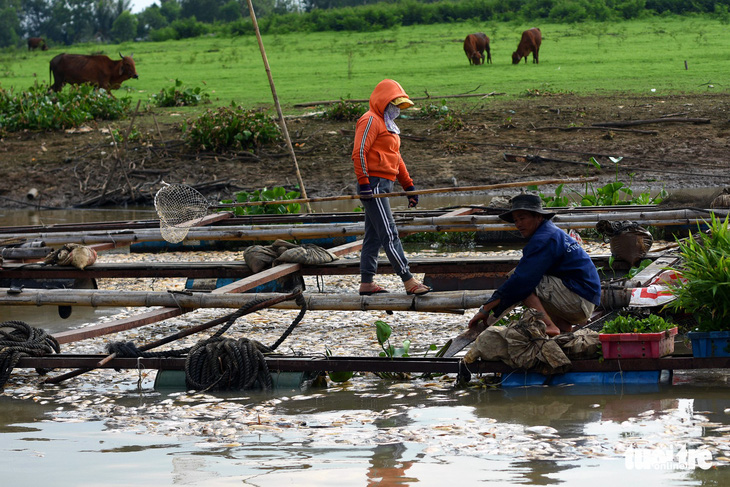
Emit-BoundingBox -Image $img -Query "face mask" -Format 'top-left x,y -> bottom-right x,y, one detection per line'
384,103 -> 401,134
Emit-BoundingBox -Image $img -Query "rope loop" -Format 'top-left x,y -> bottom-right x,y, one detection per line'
185,337 -> 273,391
109,290 -> 307,392
0,320 -> 61,390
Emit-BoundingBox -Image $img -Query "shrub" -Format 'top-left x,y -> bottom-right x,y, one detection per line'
438,113 -> 465,131
321,99 -> 366,121
151,79 -> 210,107
169,17 -> 210,39
149,26 -> 178,42
182,105 -> 282,152
111,11 -> 138,43
421,101 -> 451,119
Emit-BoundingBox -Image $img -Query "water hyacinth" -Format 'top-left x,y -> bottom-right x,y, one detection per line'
0,83 -> 130,133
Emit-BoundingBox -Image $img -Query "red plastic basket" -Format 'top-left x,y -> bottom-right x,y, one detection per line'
599,327 -> 678,359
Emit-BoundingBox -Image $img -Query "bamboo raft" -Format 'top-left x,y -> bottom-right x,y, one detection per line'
0,202 -> 724,384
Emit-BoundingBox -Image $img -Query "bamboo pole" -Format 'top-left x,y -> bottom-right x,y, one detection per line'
409,208 -> 720,225
245,0 -> 312,213
4,218 -> 707,246
1,216 -> 718,246
0,288 -> 494,312
210,177 -> 599,208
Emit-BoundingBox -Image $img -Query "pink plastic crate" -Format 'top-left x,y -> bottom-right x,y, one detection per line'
599,327 -> 678,359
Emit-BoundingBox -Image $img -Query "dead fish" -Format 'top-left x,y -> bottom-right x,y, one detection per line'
525,426 -> 558,435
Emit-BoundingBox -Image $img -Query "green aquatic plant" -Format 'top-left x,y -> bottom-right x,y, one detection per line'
529,158 -> 667,208
665,214 -> 730,332
325,347 -> 354,383
0,82 -> 130,133
219,186 -> 301,215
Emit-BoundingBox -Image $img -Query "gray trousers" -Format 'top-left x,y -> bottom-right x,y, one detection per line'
360,177 -> 413,283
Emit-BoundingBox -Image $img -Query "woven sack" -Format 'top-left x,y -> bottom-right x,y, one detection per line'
596,220 -> 653,266
43,243 -> 97,270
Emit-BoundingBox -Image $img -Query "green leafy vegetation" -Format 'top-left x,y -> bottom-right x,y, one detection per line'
374,319 -> 413,380
529,160 -> 668,208
321,99 -> 365,121
600,313 -> 677,334
418,100 -> 465,131
665,214 -> 730,332
325,347 -> 354,383
0,83 -> 130,134
151,78 -> 210,107
182,105 -> 281,152
420,101 -> 451,119
375,320 -> 410,359
219,186 -> 301,215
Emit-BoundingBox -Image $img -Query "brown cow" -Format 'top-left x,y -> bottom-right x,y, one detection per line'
463,32 -> 491,65
512,28 -> 542,64
28,37 -> 48,51
49,53 -> 138,92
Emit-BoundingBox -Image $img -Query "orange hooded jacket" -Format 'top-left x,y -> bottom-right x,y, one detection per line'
352,79 -> 414,189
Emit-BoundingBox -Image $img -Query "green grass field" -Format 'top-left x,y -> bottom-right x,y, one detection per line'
1,15 -> 728,113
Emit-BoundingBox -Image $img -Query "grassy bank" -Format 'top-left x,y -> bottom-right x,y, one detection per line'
1,16 -> 728,113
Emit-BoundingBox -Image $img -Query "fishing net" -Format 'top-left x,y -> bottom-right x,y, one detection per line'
154,183 -> 210,243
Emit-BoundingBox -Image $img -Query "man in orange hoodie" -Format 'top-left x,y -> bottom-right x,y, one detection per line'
352,79 -> 430,296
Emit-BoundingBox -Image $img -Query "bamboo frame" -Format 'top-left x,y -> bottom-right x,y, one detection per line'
210,177 -> 599,208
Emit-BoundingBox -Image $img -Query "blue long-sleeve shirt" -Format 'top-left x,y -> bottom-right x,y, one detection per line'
488,220 -> 601,316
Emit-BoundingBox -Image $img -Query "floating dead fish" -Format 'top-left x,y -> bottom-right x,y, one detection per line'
525,425 -> 559,435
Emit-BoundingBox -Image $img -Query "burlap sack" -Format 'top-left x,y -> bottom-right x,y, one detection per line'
43,243 -> 97,270
552,328 -> 601,360
243,245 -> 280,273
504,316 -> 571,375
463,326 -> 510,364
245,240 -> 338,273
273,245 -> 338,266
463,310 -> 571,375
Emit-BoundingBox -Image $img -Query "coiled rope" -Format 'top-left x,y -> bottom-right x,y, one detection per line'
0,321 -> 60,390
108,293 -> 307,392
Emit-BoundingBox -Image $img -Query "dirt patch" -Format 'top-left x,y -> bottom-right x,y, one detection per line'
2,92 -> 730,209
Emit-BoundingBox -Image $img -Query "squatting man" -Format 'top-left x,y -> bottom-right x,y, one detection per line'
467,194 -> 602,337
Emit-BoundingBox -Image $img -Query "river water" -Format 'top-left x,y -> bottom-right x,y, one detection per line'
1,206 -> 730,486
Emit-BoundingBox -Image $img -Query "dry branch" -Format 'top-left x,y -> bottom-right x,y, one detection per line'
535,126 -> 658,135
293,91 -> 504,108
592,117 -> 710,128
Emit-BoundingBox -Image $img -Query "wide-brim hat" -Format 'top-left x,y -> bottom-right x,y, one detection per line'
498,194 -> 556,223
392,96 -> 414,109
